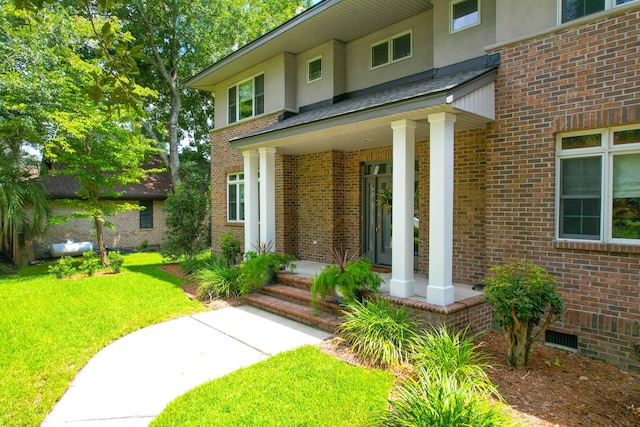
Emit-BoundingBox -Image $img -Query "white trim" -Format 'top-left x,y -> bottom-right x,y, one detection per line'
307,55 -> 323,83
450,0 -> 481,34
226,72 -> 265,125
369,30 -> 413,70
226,173 -> 245,223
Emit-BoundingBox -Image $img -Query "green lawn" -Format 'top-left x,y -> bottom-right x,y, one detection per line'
0,253 -> 205,427
151,345 -> 396,427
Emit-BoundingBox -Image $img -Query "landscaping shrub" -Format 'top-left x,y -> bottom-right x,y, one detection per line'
180,251 -> 225,275
412,325 -> 497,397
377,370 -> 516,427
195,265 -> 246,299
162,185 -> 210,261
78,250 -> 100,276
338,298 -> 422,367
219,232 -> 242,267
107,251 -> 124,273
483,261 -> 565,369
48,256 -> 76,279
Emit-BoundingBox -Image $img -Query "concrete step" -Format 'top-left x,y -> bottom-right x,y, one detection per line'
244,292 -> 342,333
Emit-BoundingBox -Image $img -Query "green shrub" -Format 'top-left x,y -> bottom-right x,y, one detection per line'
195,266 -> 247,299
377,370 -> 517,427
107,251 -> 125,273
412,325 -> 496,397
180,251 -> 225,275
162,185 -> 210,261
48,256 -> 76,279
338,298 -> 422,367
240,246 -> 296,287
483,261 -> 565,369
219,232 -> 242,267
136,240 -> 148,251
78,250 -> 100,276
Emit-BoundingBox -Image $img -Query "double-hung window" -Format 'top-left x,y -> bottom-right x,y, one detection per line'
560,0 -> 638,24
370,31 -> 412,69
228,74 -> 265,124
557,126 -> 640,243
140,200 -> 153,229
227,173 -> 245,222
307,56 -> 322,83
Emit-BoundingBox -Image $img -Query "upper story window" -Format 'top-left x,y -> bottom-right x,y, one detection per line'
228,74 -> 264,124
450,0 -> 481,33
139,200 -> 153,229
560,0 -> 637,23
370,31 -> 412,69
557,125 -> 640,244
308,56 -> 322,83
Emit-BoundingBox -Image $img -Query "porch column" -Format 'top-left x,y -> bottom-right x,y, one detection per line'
243,150 -> 259,253
427,112 -> 456,306
390,119 -> 416,298
259,147 -> 276,247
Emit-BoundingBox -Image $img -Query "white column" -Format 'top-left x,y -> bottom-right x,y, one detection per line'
427,112 -> 456,306
259,147 -> 276,247
243,150 -> 259,254
390,119 -> 416,298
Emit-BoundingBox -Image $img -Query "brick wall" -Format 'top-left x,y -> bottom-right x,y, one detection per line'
210,114 -> 280,254
33,201 -> 166,258
489,10 -> 640,370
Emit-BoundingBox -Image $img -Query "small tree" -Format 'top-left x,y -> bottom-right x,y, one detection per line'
483,261 -> 565,369
162,185 -> 210,260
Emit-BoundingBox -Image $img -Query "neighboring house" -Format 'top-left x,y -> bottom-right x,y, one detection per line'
32,156 -> 172,260
188,0 -> 640,370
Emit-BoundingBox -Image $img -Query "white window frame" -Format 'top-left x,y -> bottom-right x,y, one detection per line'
307,56 -> 322,83
227,173 -> 244,222
556,124 -> 640,245
227,73 -> 265,125
370,30 -> 412,70
450,0 -> 481,34
558,0 -> 639,24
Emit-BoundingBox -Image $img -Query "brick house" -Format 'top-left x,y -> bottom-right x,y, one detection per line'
188,0 -> 640,370
32,156 -> 171,260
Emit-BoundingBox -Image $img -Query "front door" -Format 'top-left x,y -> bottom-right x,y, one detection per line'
363,162 -> 392,265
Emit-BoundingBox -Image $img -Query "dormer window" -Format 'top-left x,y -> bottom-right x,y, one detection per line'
308,56 -> 322,83
370,31 -> 412,70
228,74 -> 265,124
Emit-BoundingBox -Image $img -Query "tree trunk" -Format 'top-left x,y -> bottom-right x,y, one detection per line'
94,215 -> 107,266
168,86 -> 181,189
504,327 -> 529,369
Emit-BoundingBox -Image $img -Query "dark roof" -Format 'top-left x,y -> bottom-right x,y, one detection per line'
43,156 -> 172,200
232,65 -> 496,144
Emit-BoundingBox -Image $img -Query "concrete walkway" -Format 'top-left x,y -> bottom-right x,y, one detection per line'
41,306 -> 332,427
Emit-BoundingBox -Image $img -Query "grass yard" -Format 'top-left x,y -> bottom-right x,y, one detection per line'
0,253 -> 205,427
151,345 -> 396,427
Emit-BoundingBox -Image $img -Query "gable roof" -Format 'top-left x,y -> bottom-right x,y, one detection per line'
42,156 -> 172,200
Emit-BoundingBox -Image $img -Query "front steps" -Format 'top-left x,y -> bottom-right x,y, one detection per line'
244,272 -> 343,333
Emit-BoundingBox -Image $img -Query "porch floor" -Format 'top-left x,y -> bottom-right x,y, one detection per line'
291,260 -> 483,304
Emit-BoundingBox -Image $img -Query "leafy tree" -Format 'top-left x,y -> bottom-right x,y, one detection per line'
162,185 -> 210,260
483,261 -> 565,369
112,0 -> 311,188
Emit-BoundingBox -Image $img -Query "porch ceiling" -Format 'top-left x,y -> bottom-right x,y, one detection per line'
231,68 -> 496,156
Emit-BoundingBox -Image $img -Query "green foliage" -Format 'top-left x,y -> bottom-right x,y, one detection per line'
162,185 -> 210,261
412,325 -> 497,397
195,265 -> 247,299
219,232 -> 242,267
107,250 -> 124,273
48,256 -> 76,279
0,252 -> 203,426
179,251 -> 225,275
312,248 -> 382,304
338,298 -> 422,367
78,250 -> 100,276
151,345 -> 395,427
376,370 -> 517,427
483,261 -> 565,368
136,240 -> 148,251
240,245 -> 296,287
